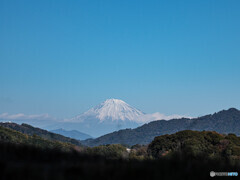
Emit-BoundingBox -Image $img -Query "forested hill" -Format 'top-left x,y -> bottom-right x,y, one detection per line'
148,130 -> 240,159
0,126 -> 76,151
82,108 -> 240,146
0,122 -> 82,146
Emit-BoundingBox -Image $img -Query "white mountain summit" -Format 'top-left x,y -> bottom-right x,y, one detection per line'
69,99 -> 145,123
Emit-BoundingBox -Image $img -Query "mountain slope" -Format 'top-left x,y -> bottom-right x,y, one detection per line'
82,108 -> 240,146
0,122 -> 82,146
51,129 -> 92,140
70,99 -> 145,122
0,126 -> 76,151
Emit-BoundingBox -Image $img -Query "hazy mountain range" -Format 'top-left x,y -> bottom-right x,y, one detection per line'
2,99 -> 239,146
1,108 -> 240,147
51,129 -> 92,140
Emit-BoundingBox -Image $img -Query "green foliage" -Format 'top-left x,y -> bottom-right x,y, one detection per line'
85,144 -> 128,159
148,130 -> 240,160
129,145 -> 148,160
226,133 -> 240,146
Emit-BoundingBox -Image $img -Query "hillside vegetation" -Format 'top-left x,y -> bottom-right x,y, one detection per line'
0,126 -> 76,151
0,122 -> 82,146
148,130 -> 240,160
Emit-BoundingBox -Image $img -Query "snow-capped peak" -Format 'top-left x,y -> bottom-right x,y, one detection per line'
60,99 -> 190,137
69,99 -> 144,123
67,98 -> 189,125
93,99 -> 144,121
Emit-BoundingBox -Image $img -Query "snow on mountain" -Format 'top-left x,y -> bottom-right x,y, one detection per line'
67,99 -> 145,123
67,99 -> 188,124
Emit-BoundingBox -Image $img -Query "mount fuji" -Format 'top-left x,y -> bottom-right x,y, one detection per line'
69,99 -> 145,123
57,99 -> 145,137
45,99 -> 186,137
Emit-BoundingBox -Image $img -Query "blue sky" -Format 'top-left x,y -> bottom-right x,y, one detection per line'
0,0 -> 240,119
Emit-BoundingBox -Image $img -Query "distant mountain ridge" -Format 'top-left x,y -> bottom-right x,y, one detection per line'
82,108 -> 240,146
51,129 -> 92,140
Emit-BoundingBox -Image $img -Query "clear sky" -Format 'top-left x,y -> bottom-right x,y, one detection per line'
1,0 -> 240,119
